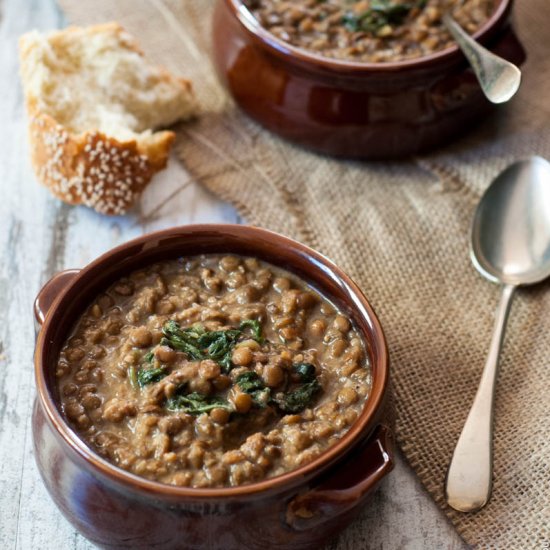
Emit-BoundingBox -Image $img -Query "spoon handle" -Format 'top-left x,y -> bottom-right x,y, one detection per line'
445,283 -> 516,512
443,13 -> 521,104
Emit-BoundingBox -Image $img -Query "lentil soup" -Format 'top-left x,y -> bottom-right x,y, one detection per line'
56,255 -> 372,488
244,0 -> 496,63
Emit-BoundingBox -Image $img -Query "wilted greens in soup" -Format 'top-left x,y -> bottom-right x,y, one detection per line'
56,256 -> 372,488
244,0 -> 496,63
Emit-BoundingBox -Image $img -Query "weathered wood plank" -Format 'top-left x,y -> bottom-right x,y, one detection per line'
0,0 -> 69,547
0,0 -> 465,548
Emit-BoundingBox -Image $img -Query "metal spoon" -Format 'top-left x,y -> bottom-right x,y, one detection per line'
443,13 -> 521,104
445,156 -> 550,512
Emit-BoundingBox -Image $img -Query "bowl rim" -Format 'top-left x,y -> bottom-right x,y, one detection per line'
224,0 -> 512,73
34,224 -> 389,500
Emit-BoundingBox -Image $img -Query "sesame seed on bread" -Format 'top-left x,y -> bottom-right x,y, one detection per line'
19,22 -> 196,215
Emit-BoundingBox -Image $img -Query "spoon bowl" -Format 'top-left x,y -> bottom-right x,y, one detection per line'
446,156 -> 550,512
443,13 -> 522,104
472,156 -> 550,285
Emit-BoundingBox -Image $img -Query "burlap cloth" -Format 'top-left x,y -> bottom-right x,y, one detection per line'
56,0 -> 550,547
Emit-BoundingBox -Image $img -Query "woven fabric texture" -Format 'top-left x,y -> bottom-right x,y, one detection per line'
57,0 -> 550,548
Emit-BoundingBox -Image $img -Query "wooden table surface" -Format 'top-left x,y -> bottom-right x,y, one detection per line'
0,0 -> 467,548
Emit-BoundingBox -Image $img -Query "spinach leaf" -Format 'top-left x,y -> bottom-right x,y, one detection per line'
292,363 -> 317,382
159,319 -> 264,373
274,380 -> 321,414
218,353 -> 234,374
199,329 -> 242,373
236,371 -> 271,407
342,0 -> 422,34
166,392 -> 233,415
137,366 -> 167,388
236,371 -> 264,392
129,350 -> 167,389
161,320 -> 204,360
128,366 -> 139,390
234,364 -> 321,413
239,319 -> 264,343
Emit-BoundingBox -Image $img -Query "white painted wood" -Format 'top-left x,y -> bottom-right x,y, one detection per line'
0,0 -> 466,548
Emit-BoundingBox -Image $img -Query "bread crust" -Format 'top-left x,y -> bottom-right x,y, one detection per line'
27,106 -> 174,215
19,23 -> 195,215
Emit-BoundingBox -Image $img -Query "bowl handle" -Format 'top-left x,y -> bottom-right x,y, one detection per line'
285,424 -> 394,531
34,270 -> 80,326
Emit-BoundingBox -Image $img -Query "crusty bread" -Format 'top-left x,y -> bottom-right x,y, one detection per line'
19,22 -> 196,215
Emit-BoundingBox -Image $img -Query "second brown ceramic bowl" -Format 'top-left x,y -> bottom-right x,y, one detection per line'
33,224 -> 392,550
212,0 -> 525,159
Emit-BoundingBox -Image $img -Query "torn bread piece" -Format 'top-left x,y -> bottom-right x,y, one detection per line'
19,22 -> 196,215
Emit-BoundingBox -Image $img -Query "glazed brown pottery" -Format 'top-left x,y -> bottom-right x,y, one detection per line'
33,224 -> 393,550
212,0 -> 525,159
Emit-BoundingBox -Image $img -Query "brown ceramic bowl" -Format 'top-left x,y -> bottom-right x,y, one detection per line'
212,0 -> 525,159
33,224 -> 392,550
